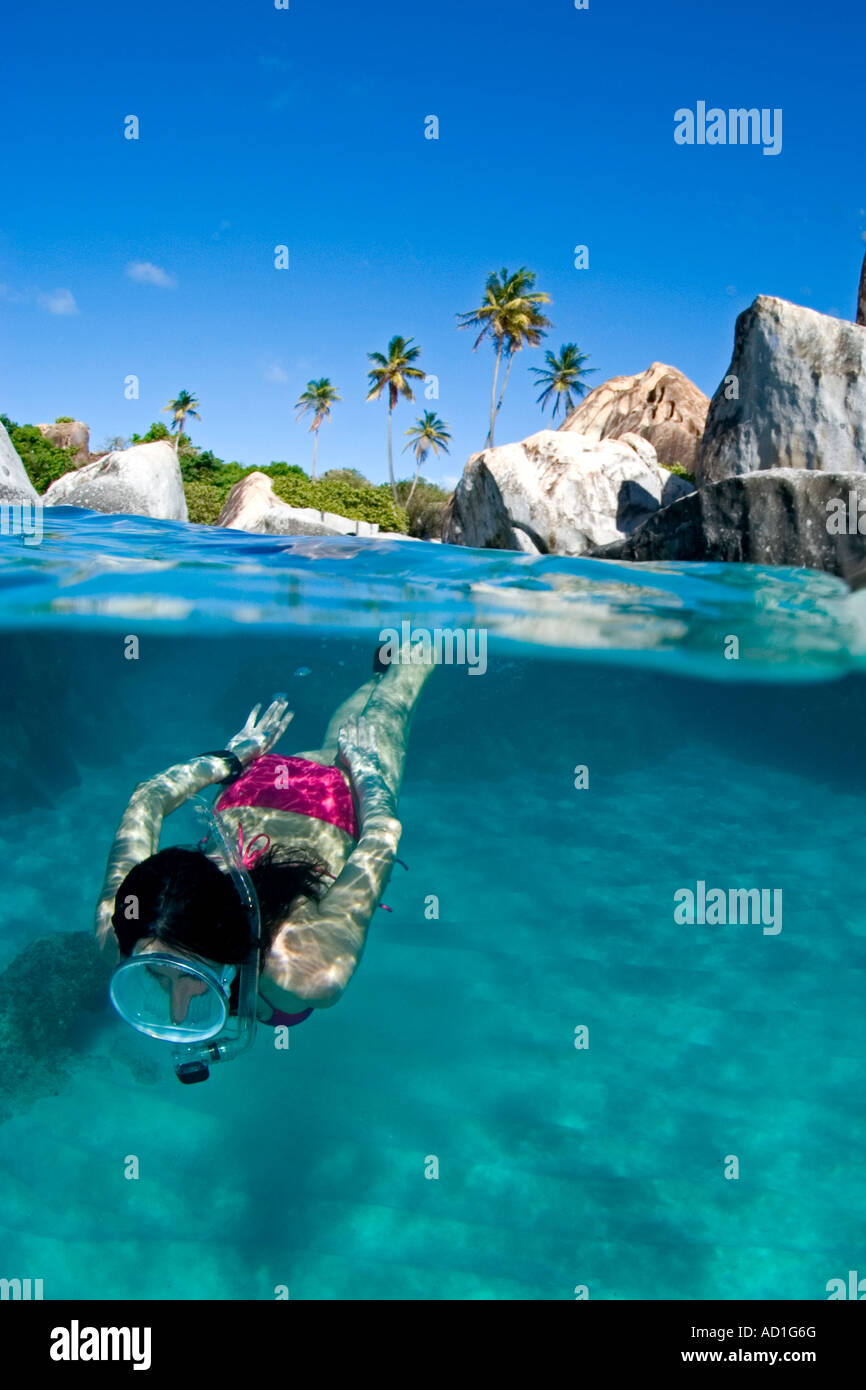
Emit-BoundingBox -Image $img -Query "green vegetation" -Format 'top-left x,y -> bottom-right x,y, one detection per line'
394,476 -> 451,540
54,416 -> 76,424
0,414 -> 77,493
131,421 -> 173,444
366,336 -> 425,502
319,468 -> 370,487
183,481 -> 227,525
664,461 -> 695,482
295,378 -> 341,480
179,448 -> 407,531
531,343 -> 596,422
458,266 -> 552,447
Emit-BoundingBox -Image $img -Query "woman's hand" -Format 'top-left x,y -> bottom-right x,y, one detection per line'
337,715 -> 396,822
227,695 -> 294,765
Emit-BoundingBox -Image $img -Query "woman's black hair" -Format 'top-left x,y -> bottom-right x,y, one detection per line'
247,844 -> 329,949
112,844 -> 328,964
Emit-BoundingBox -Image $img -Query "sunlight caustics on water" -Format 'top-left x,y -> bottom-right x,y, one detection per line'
1,511 -> 865,1300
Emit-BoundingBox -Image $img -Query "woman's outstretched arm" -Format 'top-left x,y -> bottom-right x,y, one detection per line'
262,717 -> 405,1005
95,697 -> 294,957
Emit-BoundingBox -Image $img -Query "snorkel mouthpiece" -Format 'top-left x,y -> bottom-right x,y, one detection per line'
176,1058 -> 212,1085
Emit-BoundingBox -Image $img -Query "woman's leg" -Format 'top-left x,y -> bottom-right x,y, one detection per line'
293,676 -> 378,766
295,646 -> 434,801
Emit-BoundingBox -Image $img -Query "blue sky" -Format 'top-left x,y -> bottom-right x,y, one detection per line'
1,0 -> 864,486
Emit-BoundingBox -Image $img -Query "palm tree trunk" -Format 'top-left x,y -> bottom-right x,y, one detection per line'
496,350 -> 515,425
858,248 -> 866,326
487,339 -> 503,448
406,447 -> 426,506
174,414 -> 184,452
387,406 -> 396,501
311,428 -> 318,482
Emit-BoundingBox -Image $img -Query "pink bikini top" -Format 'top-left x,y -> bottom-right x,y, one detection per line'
215,755 -> 359,840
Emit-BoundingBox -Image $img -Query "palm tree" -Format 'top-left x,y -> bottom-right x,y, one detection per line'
366,336 -> 425,500
457,267 -> 552,447
295,378 -> 341,480
402,411 -> 451,505
530,344 -> 597,423
162,390 -> 201,450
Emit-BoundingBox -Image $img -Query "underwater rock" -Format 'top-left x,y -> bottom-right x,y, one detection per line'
560,362 -> 709,472
592,469 -> 866,575
0,932 -> 113,1118
43,441 -> 188,521
217,470 -> 379,536
442,429 -> 692,555
697,296 -> 866,486
0,420 -> 39,505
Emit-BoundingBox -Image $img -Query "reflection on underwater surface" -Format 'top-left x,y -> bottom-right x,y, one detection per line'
0,515 -> 864,1299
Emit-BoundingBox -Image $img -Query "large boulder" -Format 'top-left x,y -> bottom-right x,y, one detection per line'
36,420 -> 90,462
593,469 -> 866,576
560,362 -> 709,472
698,297 -> 866,486
217,471 -> 379,536
0,420 -> 39,505
441,429 -> 693,556
43,440 -> 188,521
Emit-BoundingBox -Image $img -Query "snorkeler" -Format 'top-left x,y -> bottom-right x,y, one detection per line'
95,641 -> 434,1082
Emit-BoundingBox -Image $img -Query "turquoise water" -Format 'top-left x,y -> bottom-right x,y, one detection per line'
1,507 -> 865,1300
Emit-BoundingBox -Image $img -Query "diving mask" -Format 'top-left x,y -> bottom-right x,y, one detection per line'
109,947 -> 238,1044
108,794 -> 262,1083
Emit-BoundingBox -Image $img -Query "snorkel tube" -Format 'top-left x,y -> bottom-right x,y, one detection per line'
173,796 -> 262,1084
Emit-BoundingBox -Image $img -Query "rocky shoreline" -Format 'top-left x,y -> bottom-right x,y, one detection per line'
445,294 -> 866,578
5,292 -> 866,577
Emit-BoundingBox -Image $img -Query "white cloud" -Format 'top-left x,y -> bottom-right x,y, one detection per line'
265,363 -> 289,383
126,261 -> 177,289
39,288 -> 79,316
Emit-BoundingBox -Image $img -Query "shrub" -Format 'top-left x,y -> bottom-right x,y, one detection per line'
269,474 -> 407,531
130,421 -> 172,444
319,468 -> 371,488
180,448 -> 226,482
184,481 -> 227,525
54,416 -> 75,424
664,461 -> 696,483
394,477 -> 451,539
267,461 -> 309,480
194,450 -> 223,472
0,414 -> 77,493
